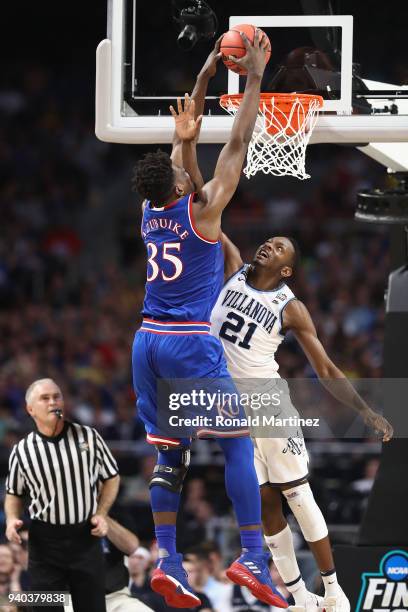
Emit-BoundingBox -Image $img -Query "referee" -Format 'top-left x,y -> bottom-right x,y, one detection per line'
4,378 -> 120,612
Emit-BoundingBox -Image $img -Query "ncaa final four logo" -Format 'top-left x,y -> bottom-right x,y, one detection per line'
356,550 -> 408,611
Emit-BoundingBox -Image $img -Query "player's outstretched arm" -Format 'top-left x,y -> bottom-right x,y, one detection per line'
170,38 -> 222,167
283,299 -> 394,442
171,94 -> 204,189
192,30 -> 269,240
190,36 -> 222,132
220,232 -> 243,280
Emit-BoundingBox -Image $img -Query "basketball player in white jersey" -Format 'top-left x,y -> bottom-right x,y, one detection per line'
208,233 -> 393,612
175,80 -> 392,611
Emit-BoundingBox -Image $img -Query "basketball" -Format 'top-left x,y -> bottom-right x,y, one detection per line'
220,24 -> 271,75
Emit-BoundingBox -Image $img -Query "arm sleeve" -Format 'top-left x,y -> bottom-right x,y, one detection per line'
94,430 -> 119,481
5,446 -> 26,497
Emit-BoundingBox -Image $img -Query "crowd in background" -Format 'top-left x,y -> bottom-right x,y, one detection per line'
0,48 -> 396,607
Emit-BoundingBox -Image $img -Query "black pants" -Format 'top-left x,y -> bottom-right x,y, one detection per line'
28,520 -> 106,612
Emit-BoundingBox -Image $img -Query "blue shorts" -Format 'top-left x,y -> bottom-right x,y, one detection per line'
132,319 -> 244,442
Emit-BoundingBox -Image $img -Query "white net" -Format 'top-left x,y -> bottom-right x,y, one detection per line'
220,94 -> 323,180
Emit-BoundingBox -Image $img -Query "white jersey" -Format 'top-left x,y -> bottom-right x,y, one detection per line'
211,265 -> 296,378
212,265 -> 309,486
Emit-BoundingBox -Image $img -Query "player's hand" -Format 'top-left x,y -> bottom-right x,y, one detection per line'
170,94 -> 203,142
199,35 -> 223,78
6,518 -> 23,544
229,29 -> 269,78
363,409 -> 394,442
90,514 -> 108,537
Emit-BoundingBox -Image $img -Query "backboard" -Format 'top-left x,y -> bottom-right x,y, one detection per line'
96,0 -> 408,170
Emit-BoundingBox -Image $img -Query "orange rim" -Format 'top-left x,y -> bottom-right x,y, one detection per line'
220,93 -> 324,136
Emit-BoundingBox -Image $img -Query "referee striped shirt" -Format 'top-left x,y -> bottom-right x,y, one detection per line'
6,421 -> 119,525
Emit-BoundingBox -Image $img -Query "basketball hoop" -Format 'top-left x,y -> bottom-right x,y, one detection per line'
219,93 -> 324,180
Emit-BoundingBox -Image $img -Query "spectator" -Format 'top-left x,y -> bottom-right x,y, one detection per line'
352,458 -> 380,494
183,477 -> 207,515
8,526 -> 29,590
65,515 -> 153,612
185,548 -> 233,612
128,547 -> 166,611
200,541 -> 229,584
181,558 -> 214,612
121,455 -> 157,505
0,544 -> 22,596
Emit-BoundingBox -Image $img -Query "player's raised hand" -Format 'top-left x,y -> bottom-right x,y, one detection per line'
363,408 -> 394,442
199,35 -> 223,78
170,93 -> 203,142
228,29 -> 269,78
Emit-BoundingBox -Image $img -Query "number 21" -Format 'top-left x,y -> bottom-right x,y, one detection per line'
219,312 -> 257,350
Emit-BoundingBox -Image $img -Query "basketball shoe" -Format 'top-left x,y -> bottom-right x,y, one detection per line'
226,551 -> 288,608
322,587 -> 350,612
151,553 -> 201,608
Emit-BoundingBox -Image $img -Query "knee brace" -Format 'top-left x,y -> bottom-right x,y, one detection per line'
149,445 -> 190,494
282,482 -> 328,543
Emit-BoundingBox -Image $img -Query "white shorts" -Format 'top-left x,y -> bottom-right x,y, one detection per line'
253,436 -> 309,487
